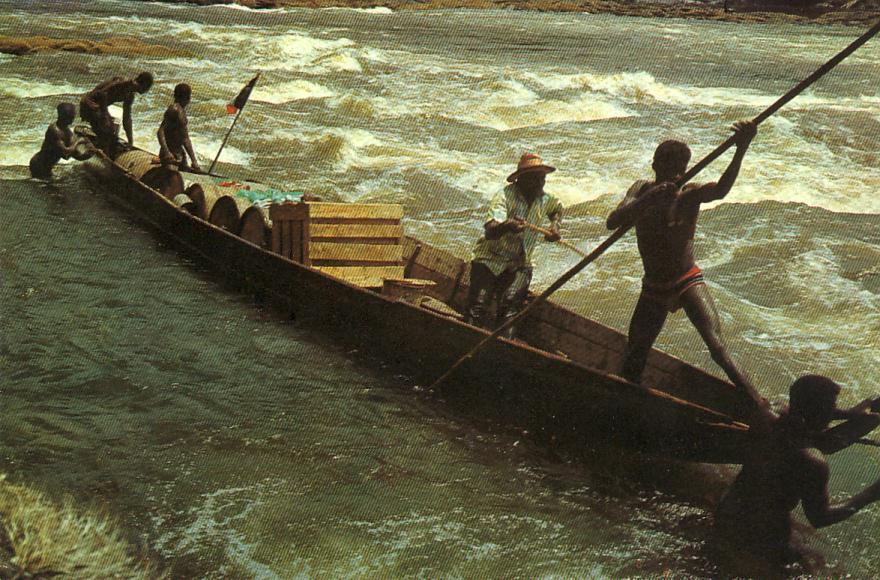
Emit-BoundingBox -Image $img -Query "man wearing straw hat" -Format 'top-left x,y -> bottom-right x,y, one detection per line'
465,153 -> 563,339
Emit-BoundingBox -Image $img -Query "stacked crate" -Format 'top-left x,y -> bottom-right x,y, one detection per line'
269,202 -> 405,287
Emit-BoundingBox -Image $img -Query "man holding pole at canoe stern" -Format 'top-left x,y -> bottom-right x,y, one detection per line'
713,375 -> 880,575
79,71 -> 153,157
606,120 -> 771,421
157,82 -> 202,173
464,153 -> 563,340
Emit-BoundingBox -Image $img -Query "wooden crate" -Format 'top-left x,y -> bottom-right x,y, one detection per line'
269,202 -> 405,287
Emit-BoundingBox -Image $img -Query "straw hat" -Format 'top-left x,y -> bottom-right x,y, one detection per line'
507,152 -> 556,183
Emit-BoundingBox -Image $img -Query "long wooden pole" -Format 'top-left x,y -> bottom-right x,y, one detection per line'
679,19 -> 880,185
428,20 -> 880,392
208,106 -> 244,175
522,222 -> 588,258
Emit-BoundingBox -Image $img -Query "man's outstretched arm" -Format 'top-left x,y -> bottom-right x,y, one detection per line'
801,450 -> 880,528
676,121 -> 756,206
183,132 -> 200,172
818,405 -> 880,454
122,98 -> 134,146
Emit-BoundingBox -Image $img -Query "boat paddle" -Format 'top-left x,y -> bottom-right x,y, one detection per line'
428,19 -> 880,393
521,222 -> 588,258
208,74 -> 260,175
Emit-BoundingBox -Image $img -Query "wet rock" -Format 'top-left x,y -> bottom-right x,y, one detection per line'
0,35 -> 186,57
0,474 -> 157,578
133,0 -> 879,23
137,0 -> 283,6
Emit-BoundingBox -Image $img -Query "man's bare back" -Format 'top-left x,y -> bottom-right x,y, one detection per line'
714,375 -> 880,576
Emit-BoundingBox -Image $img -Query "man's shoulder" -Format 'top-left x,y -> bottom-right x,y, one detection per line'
542,190 -> 563,209
96,77 -> 127,91
627,179 -> 653,196
493,183 -> 516,202
164,103 -> 185,118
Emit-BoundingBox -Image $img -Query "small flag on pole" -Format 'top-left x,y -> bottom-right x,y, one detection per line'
210,74 -> 260,174
226,74 -> 259,115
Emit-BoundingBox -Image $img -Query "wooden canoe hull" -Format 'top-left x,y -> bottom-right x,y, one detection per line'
81,151 -> 753,463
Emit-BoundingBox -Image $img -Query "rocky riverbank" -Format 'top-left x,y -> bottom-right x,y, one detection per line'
0,35 -> 187,57
136,0 -> 880,25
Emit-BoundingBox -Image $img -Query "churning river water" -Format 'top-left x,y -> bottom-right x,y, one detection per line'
1,0 -> 879,576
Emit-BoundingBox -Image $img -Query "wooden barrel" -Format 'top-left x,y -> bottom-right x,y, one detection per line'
183,184 -> 207,219
114,150 -> 156,180
208,195 -> 253,233
185,182 -> 239,221
208,195 -> 238,232
239,205 -> 271,248
142,166 -> 184,199
113,150 -> 184,198
171,193 -> 197,215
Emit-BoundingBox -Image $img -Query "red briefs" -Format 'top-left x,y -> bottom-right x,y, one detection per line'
642,264 -> 706,312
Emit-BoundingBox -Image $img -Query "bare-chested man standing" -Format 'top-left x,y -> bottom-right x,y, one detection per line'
607,121 -> 769,419
157,83 -> 201,173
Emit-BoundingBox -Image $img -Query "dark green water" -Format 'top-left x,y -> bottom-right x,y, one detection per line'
1,0 -> 879,576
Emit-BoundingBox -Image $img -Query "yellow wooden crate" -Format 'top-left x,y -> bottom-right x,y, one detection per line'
269,202 -> 405,286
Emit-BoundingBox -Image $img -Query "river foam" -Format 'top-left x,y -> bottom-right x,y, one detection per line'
0,77 -> 84,99
254,80 -> 336,104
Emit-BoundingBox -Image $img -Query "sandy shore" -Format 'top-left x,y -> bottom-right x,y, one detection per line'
149,0 -> 880,26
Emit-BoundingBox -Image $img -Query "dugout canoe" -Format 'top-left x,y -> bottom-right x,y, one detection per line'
80,143 -> 758,464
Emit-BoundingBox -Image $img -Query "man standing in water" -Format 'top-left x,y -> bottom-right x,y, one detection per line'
714,375 -> 880,576
79,71 -> 153,156
157,82 -> 202,173
606,121 -> 769,418
465,153 -> 563,339
29,102 -> 93,180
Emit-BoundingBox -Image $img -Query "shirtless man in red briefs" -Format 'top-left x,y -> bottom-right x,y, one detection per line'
607,120 -> 769,419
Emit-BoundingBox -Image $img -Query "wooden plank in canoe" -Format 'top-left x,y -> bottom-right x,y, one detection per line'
308,202 -> 403,220
309,242 -> 402,263
271,202 -> 403,221
403,238 -> 468,302
314,265 -> 405,286
310,223 -> 403,241
533,302 -> 628,355
526,320 -> 619,373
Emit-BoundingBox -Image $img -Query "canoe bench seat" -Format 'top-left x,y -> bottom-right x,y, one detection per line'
269,201 -> 407,288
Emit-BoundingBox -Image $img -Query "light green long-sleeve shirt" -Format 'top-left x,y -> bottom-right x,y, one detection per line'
472,183 -> 563,276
